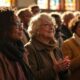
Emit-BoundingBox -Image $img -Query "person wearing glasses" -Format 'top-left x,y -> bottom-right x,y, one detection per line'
61,15 -> 80,80
0,8 -> 35,80
25,13 -> 71,80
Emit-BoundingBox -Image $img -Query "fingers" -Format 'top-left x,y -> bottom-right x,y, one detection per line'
55,58 -> 71,71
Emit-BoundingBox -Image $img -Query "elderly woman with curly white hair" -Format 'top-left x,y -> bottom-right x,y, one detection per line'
25,12 -> 71,80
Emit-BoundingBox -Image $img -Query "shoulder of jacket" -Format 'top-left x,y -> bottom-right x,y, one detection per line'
64,37 -> 73,43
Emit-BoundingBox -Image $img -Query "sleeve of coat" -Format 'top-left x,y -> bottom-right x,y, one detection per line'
61,41 -> 80,72
61,42 -> 73,59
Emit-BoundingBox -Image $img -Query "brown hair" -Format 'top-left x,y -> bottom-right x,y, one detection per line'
69,15 -> 80,33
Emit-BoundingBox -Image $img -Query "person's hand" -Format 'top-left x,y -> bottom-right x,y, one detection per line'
54,56 -> 71,72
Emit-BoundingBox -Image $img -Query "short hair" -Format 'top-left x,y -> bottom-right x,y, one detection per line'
50,12 -> 62,26
61,11 -> 74,23
28,4 -> 40,15
27,12 -> 56,37
69,15 -> 80,33
16,8 -> 29,18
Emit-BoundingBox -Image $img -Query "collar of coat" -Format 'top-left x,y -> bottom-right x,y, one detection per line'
29,37 -> 58,52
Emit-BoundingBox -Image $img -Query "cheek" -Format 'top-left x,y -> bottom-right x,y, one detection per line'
39,28 -> 54,38
39,29 -> 47,36
11,29 -> 23,40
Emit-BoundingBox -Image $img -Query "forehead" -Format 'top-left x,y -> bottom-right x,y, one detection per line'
40,16 -> 53,24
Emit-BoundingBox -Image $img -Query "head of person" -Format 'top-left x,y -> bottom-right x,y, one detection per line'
29,4 -> 40,15
62,11 -> 74,26
17,8 -> 32,29
50,12 -> 62,26
27,13 -> 56,42
0,8 -> 23,41
69,15 -> 80,37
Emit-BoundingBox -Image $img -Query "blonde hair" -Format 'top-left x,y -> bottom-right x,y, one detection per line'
27,12 -> 56,37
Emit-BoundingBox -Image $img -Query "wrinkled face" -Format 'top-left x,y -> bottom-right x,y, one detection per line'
38,17 -> 55,41
75,22 -> 80,37
8,15 -> 23,41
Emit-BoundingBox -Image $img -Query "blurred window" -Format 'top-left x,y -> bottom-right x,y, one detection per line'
50,0 -> 60,10
37,0 -> 48,9
37,0 -> 60,10
65,0 -> 76,10
0,0 -> 11,7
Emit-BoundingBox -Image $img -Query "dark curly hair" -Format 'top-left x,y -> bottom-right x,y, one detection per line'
0,8 -> 15,37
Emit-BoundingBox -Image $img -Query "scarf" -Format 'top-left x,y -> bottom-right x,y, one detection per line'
0,39 -> 35,80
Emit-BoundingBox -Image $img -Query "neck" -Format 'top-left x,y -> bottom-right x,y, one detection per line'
35,35 -> 55,45
36,36 -> 50,44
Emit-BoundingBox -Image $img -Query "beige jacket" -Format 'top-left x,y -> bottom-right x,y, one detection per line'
61,34 -> 80,80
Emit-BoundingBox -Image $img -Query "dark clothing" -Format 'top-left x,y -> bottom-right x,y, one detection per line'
21,28 -> 30,45
23,28 -> 30,41
0,39 -> 35,80
60,24 -> 72,40
25,38 -> 58,80
25,37 -> 70,80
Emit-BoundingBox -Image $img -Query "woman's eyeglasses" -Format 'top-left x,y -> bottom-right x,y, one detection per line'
13,21 -> 23,29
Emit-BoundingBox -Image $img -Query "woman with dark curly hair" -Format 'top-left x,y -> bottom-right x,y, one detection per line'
0,8 -> 35,80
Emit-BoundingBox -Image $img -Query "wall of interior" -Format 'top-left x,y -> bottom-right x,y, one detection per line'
17,0 -> 36,9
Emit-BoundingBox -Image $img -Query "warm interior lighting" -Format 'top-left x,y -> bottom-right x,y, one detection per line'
0,0 -> 11,7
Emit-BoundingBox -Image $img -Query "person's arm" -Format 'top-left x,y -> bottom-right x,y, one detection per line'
61,42 -> 80,72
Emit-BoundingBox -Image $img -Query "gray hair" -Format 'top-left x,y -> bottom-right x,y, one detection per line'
27,12 -> 56,37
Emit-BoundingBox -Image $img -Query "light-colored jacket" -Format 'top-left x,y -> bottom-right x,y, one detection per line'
61,34 -> 80,80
